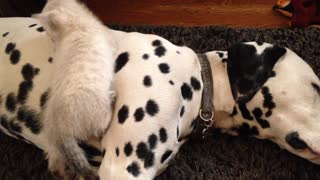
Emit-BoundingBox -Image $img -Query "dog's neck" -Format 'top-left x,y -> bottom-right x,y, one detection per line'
205,53 -> 239,130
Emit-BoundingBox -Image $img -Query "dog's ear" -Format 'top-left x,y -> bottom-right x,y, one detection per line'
227,43 -> 257,103
227,43 -> 286,103
33,10 -> 67,33
263,45 -> 287,68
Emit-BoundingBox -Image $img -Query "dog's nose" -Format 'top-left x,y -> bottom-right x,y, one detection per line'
285,132 -> 308,150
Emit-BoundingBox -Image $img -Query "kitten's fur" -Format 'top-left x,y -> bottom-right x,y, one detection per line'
35,0 -> 116,177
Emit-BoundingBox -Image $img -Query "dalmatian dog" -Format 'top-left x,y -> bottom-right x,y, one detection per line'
1,17 -> 320,179
0,17 -> 202,179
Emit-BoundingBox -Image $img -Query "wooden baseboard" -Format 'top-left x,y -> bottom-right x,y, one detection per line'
0,0 -> 290,28
83,0 -> 290,28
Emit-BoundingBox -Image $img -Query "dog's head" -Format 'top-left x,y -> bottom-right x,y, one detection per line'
227,42 -> 287,103
206,42 -> 320,165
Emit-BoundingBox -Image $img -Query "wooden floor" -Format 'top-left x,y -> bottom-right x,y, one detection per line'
82,0 -> 290,28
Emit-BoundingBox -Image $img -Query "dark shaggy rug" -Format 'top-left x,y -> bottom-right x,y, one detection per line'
1,25 -> 320,180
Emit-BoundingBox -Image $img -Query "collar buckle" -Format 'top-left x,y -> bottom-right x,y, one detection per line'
199,109 -> 215,137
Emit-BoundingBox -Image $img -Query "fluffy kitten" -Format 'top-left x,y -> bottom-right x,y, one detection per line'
35,0 -> 116,178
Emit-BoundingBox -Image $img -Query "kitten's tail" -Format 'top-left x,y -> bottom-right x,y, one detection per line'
60,138 -> 96,177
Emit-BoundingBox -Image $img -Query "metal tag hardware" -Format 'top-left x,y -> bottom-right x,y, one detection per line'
197,53 -> 215,139
199,109 -> 214,138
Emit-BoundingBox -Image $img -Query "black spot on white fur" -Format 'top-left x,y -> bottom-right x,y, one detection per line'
161,150 -> 173,163
48,57 -> 53,63
143,75 -> 152,87
252,108 -> 270,128
36,27 -> 45,32
2,32 -> 9,37
9,120 -> 22,133
181,83 -> 193,101
152,40 -> 162,46
17,81 -> 33,104
158,63 -> 170,74
118,105 -> 129,124
0,116 -> 21,134
6,93 -> 17,112
5,43 -> 15,54
176,126 -> 179,140
146,100 -> 159,116
265,110 -> 272,117
10,50 -> 21,64
231,123 -> 259,136
0,115 -> 22,135
136,142 -> 155,168
127,161 -> 140,177
40,90 -> 50,108
21,63 -> 36,81
34,68 -> 40,75
169,80 -> 174,85
136,142 -> 148,160
238,103 -> 254,120
124,142 -> 133,157
190,77 -> 201,91
155,46 -> 166,57
261,86 -> 276,117
261,87 -> 276,109
115,52 -> 129,73
148,134 -> 157,149
17,106 -> 41,134
134,107 -> 145,122
159,128 -> 168,143
28,24 -> 37,28
0,115 -> 28,142
180,106 -> 185,117
116,147 -> 120,157
143,54 -> 149,60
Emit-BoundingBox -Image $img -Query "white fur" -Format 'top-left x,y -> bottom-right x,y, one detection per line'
34,0 -> 116,176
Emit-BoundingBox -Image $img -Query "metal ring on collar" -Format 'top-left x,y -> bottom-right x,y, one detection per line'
199,109 -> 214,127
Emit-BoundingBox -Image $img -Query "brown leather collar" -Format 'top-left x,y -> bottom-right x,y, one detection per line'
192,53 -> 215,139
